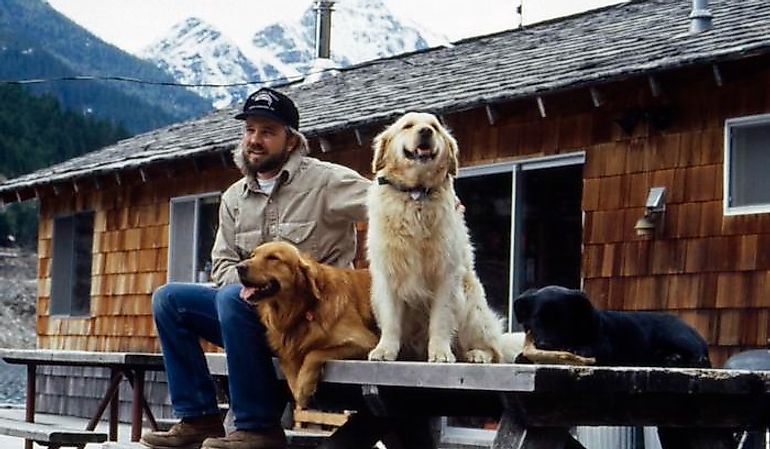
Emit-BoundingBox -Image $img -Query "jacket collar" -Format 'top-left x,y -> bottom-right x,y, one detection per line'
242,149 -> 304,194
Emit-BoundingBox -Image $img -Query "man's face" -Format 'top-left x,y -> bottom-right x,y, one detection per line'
240,115 -> 296,178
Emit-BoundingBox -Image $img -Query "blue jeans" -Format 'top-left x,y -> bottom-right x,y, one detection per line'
152,282 -> 286,430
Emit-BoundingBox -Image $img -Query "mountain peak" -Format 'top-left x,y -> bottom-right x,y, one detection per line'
142,17 -> 258,109
143,0 -> 448,108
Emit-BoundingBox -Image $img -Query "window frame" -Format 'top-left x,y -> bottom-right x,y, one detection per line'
167,191 -> 221,283
723,112 -> 770,216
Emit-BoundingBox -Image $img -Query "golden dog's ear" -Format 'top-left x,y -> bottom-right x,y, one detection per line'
297,254 -> 323,300
371,129 -> 390,173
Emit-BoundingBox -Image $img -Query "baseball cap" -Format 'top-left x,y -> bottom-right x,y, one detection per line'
234,87 -> 300,129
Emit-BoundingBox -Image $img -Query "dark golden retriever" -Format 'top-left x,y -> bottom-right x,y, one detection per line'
235,241 -> 378,407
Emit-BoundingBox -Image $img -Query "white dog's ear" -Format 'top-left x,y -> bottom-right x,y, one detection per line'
445,131 -> 459,176
298,254 -> 323,300
371,130 -> 390,173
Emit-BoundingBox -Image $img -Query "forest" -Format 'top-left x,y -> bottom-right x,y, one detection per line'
0,84 -> 130,248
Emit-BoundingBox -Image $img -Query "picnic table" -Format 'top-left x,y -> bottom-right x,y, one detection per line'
2,348 -> 770,449
295,360 -> 770,448
0,349 -> 174,448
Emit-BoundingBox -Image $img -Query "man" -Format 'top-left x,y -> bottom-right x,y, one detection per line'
140,87 -> 370,449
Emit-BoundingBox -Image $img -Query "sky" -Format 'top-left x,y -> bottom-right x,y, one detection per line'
47,0 -> 625,55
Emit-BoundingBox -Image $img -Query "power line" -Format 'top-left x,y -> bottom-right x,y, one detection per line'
0,73 -> 310,88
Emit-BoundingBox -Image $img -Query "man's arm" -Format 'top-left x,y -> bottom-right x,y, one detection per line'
210,193 -> 241,286
325,166 -> 371,222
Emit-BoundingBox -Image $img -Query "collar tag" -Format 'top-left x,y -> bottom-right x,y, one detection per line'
379,176 -> 431,200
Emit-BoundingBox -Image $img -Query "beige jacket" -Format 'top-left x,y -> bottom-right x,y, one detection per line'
211,150 -> 370,286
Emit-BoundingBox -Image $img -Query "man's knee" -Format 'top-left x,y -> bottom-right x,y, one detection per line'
215,283 -> 243,309
151,283 -> 179,319
215,284 -> 254,325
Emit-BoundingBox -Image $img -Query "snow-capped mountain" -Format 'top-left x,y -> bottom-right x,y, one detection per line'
141,0 -> 447,108
142,17 -> 263,109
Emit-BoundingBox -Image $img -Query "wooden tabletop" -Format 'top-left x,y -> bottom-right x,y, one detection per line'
0,349 -> 166,369
3,348 -> 770,395
4,348 -> 770,428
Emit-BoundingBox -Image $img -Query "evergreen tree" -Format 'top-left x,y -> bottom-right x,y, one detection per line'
0,84 -> 130,248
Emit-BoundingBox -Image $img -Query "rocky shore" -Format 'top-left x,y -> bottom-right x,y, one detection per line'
0,247 -> 38,404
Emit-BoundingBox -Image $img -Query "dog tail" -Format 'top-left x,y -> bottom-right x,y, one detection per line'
500,332 -> 526,363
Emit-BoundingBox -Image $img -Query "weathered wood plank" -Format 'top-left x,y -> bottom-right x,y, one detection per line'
0,416 -> 107,445
0,349 -> 165,369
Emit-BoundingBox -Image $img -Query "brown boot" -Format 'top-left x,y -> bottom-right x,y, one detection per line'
140,414 -> 225,449
201,426 -> 287,449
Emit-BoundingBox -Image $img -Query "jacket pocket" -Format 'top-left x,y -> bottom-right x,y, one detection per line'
278,221 -> 317,245
235,229 -> 262,259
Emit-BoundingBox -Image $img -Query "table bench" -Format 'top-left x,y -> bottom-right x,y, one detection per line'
0,416 -> 107,448
3,349 -> 770,449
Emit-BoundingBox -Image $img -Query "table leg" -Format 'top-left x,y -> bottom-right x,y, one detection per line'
109,372 -> 119,441
124,370 -> 159,431
24,363 -> 36,449
86,370 -> 123,431
131,369 -> 145,441
493,410 -> 583,449
317,411 -> 388,449
381,416 -> 439,449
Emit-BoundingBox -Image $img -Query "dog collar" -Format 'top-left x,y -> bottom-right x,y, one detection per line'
377,176 -> 433,201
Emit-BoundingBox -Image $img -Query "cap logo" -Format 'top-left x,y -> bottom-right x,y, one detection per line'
248,90 -> 277,111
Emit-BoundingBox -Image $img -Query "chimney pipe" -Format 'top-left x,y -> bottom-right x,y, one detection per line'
689,0 -> 713,34
314,0 -> 335,59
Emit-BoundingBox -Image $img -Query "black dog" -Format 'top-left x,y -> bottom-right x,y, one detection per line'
514,285 -> 710,368
514,286 -> 733,449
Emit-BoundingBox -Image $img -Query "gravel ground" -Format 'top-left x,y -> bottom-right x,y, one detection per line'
0,247 -> 38,404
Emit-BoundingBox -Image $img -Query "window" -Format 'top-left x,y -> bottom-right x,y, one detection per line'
724,113 -> 770,215
456,153 -> 584,331
50,211 -> 94,316
168,192 -> 220,283
455,170 -> 512,327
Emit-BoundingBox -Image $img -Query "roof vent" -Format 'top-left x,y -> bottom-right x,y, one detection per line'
305,1 -> 338,85
689,0 -> 713,34
314,0 -> 335,59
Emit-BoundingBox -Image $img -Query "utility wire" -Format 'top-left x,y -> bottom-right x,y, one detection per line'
0,71 -> 327,88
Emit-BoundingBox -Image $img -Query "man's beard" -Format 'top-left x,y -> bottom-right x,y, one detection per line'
240,146 -> 290,178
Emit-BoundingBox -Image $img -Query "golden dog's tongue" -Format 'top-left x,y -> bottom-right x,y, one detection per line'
240,286 -> 256,300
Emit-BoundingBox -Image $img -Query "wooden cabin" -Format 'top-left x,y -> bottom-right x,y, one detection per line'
1,0 -> 769,419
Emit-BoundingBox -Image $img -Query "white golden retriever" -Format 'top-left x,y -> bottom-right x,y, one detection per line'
366,112 -> 505,363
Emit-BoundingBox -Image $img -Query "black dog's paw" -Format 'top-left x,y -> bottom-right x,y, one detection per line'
514,353 -> 534,364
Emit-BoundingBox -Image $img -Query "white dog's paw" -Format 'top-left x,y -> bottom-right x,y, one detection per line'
368,343 -> 398,361
464,349 -> 494,363
428,346 -> 457,363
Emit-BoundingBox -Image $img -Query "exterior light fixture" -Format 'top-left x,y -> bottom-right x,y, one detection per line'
634,187 -> 666,238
